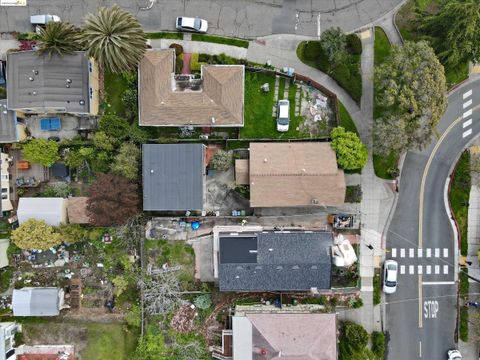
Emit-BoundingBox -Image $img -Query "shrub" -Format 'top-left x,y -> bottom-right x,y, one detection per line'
373,270 -> 381,306
190,52 -> 200,71
12,219 -> 62,250
371,331 -> 385,358
303,41 -> 322,60
125,304 -> 142,328
98,114 -> 130,139
211,150 -> 233,171
331,127 -> 368,170
22,139 -> 60,167
194,294 -> 212,310
169,43 -> 183,56
0,87 -> 6,99
345,185 -> 362,203
346,34 -> 362,55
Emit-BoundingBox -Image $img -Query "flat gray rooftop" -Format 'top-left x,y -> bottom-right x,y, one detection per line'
142,144 -> 205,211
6,51 -> 89,113
0,99 -> 17,142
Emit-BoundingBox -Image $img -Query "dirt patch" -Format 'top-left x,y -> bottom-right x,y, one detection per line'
171,304 -> 197,333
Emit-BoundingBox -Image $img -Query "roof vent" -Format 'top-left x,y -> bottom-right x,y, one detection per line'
28,77 -> 34,82
150,169 -> 154,174
211,117 -> 215,124
34,70 -> 39,75
263,158 -> 268,163
268,248 -> 273,252
311,198 -> 319,204
276,266 -> 283,270
66,78 -> 72,84
79,100 -> 85,105
32,91 -> 37,96
292,265 -> 300,270
66,84 -> 70,88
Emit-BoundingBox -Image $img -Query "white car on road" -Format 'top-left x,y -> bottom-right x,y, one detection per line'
176,17 -> 208,33
383,260 -> 398,294
447,349 -> 462,360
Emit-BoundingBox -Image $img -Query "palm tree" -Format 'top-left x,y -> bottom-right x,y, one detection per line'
36,21 -> 84,57
82,5 -> 147,73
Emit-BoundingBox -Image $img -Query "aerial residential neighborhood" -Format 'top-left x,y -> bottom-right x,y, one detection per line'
0,0 -> 478,359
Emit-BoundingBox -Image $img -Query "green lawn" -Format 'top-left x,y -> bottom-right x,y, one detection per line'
191,34 -> 249,48
449,151 -> 470,256
374,27 -> 391,66
82,323 -> 138,360
395,0 -> 469,88
104,72 -> 130,116
146,32 -> 183,40
373,152 -> 398,180
337,100 -> 358,135
297,38 -> 362,104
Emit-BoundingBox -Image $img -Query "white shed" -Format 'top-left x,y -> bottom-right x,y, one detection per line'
17,198 -> 66,226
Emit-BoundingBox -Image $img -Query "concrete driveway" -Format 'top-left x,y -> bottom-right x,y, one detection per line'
0,0 -> 404,38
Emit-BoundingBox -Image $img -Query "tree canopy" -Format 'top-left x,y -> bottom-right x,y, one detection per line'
12,219 -> 63,250
87,173 -> 139,226
111,142 -> 141,180
321,27 -> 347,64
22,139 -> 60,167
374,41 -> 447,154
418,0 -> 480,67
37,21 -> 84,57
331,127 -> 368,170
83,5 -> 147,73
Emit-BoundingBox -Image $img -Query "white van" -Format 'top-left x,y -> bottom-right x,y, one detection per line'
276,99 -> 290,132
30,14 -> 61,25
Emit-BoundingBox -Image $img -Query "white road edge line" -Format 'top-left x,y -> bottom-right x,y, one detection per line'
422,281 -> 456,285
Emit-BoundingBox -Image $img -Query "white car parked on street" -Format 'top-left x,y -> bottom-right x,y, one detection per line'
383,260 -> 398,294
176,17 -> 208,33
447,349 -> 462,360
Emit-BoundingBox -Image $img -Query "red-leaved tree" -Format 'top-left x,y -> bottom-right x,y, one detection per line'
87,173 -> 139,226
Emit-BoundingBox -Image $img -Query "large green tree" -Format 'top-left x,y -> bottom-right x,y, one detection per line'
321,27 -> 347,64
111,142 -> 141,180
82,5 -> 147,73
12,219 -> 63,250
37,21 -> 83,57
331,127 -> 368,170
374,41 -> 447,154
419,0 -> 480,67
22,139 -> 60,167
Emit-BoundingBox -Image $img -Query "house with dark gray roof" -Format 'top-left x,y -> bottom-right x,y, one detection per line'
6,51 -> 99,115
142,144 -> 206,211
12,287 -> 64,316
215,230 -> 332,291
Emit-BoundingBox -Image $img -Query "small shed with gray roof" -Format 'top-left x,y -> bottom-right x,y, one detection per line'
142,144 -> 206,211
0,99 -> 18,143
12,287 -> 63,316
218,231 -> 332,291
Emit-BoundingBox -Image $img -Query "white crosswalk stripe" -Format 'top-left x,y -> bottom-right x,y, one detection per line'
443,248 -> 448,258
463,119 -> 472,128
464,109 -> 473,118
435,265 -> 440,274
435,248 -> 440,257
409,265 -> 414,274
463,129 -> 472,138
418,248 -> 423,258
426,248 -> 431,258
463,99 -> 472,108
400,248 -> 405,258
426,265 -> 432,274
400,265 -> 405,274
391,248 -> 397,258
444,265 -> 449,274
409,248 -> 414,258
418,265 -> 423,275
463,89 -> 473,99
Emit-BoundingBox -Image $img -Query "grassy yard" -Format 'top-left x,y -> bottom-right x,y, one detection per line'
21,319 -> 137,360
373,26 -> 399,180
104,72 -> 130,116
395,0 -> 469,88
191,34 -> 249,48
296,36 -> 362,104
449,150 -> 470,256
337,100 -> 358,135
146,32 -> 183,40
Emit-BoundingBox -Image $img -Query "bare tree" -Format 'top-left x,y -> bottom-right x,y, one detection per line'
171,338 -> 206,360
115,214 -> 146,251
140,271 -> 185,315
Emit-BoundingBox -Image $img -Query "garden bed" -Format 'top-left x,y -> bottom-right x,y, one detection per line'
191,34 -> 249,48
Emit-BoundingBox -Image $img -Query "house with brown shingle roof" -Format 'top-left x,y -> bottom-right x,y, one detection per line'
138,49 -> 244,127
249,142 -> 345,207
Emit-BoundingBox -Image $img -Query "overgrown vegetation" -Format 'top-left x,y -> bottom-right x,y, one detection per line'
339,321 -> 374,360
331,127 -> 368,170
297,32 -> 362,103
449,150 -> 470,256
371,331 -> 385,359
146,32 -> 183,40
345,185 -> 362,203
373,268 -> 381,306
459,269 -> 469,342
191,34 -> 249,48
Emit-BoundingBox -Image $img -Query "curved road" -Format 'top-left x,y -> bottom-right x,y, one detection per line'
387,77 -> 480,360
0,0 -> 404,37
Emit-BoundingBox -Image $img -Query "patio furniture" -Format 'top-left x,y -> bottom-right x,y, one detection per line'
40,117 -> 61,131
15,177 -> 24,186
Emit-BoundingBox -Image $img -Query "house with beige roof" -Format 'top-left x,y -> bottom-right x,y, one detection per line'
213,313 -> 337,360
248,142 -> 345,208
138,49 -> 244,127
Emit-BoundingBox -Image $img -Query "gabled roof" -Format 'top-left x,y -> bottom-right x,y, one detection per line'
218,231 -> 332,291
142,144 -> 206,211
12,287 -> 60,316
232,313 -> 337,360
139,49 -> 244,126
249,142 -> 345,207
6,51 -> 90,113
0,99 -> 18,143
17,197 -> 66,226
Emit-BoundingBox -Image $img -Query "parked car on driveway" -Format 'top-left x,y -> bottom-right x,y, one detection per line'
276,99 -> 290,132
176,16 -> 208,33
447,349 -> 462,360
383,260 -> 398,294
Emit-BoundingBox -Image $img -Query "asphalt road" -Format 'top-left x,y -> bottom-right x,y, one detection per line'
0,0 -> 404,37
386,78 -> 480,360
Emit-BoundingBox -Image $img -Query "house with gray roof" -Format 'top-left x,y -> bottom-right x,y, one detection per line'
215,230 -> 333,291
0,100 -> 22,143
142,144 -> 206,211
12,287 -> 64,317
6,51 -> 99,115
